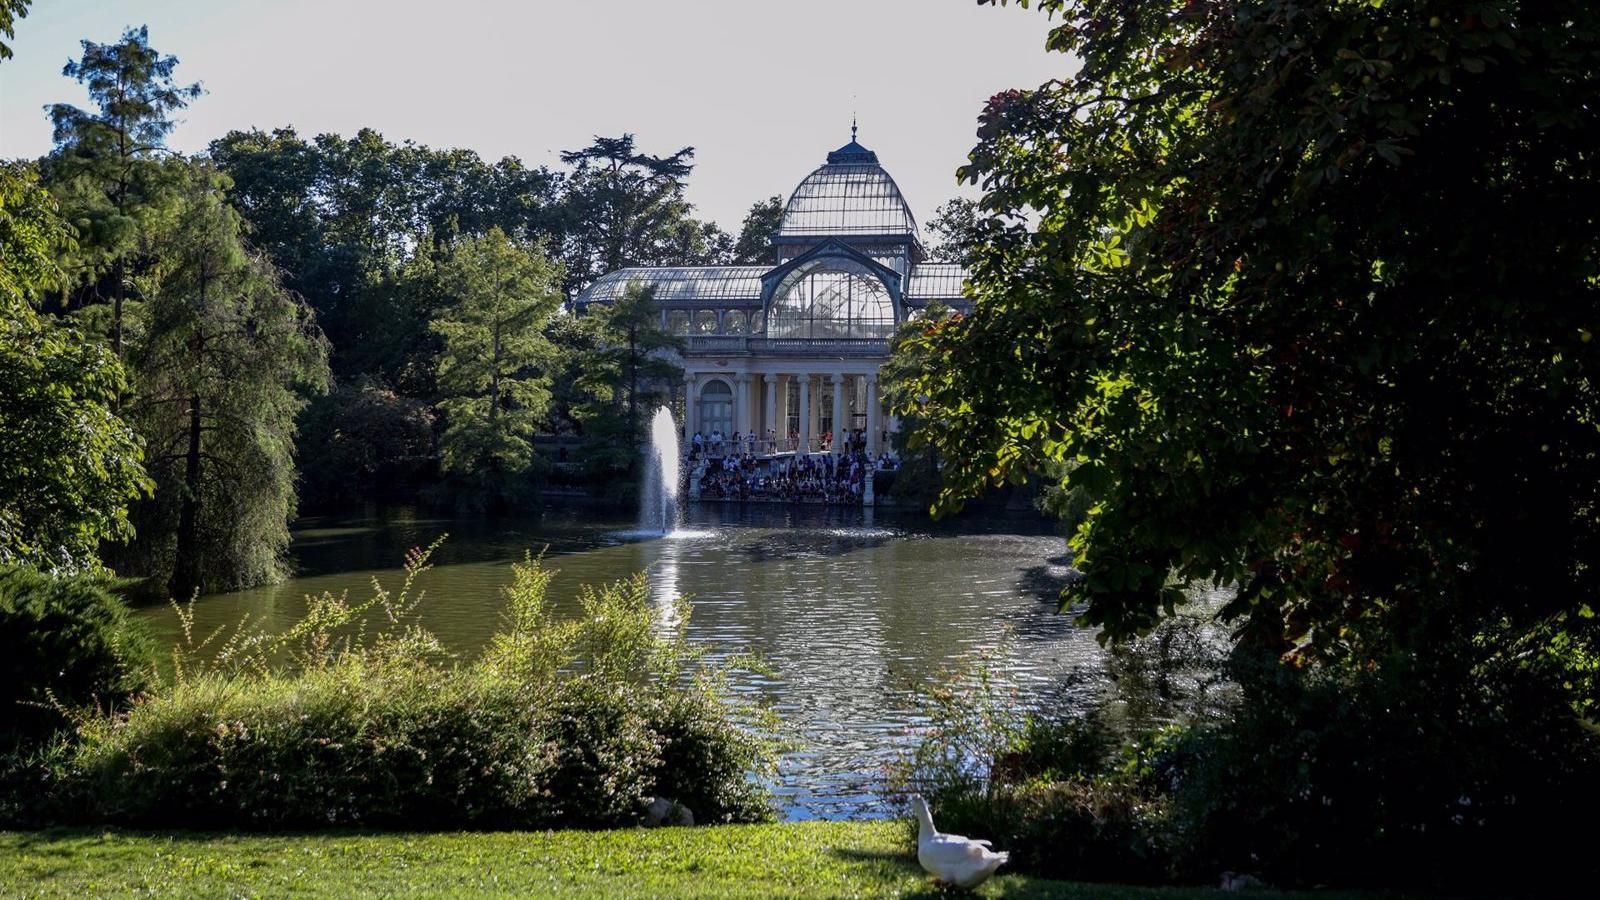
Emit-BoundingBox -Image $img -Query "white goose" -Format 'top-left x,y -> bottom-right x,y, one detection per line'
909,794 -> 1010,889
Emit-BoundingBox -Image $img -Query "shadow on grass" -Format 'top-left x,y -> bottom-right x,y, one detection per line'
825,846 -> 1053,899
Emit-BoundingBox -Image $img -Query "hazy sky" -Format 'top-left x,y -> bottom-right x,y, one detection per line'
0,1 -> 1067,232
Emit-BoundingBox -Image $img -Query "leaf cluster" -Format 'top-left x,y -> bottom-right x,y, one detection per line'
896,1 -> 1600,669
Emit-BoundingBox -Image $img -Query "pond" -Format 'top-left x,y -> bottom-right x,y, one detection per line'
134,502 -> 1110,820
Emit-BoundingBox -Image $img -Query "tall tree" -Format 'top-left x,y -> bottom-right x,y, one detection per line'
430,227 -> 563,505
731,195 -> 784,265
0,162 -> 150,573
121,163 -> 328,597
44,26 -> 201,359
572,283 -> 683,487
897,0 -> 1600,673
558,134 -> 715,297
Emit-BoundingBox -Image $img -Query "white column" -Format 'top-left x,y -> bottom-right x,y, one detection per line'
865,373 -> 880,456
735,374 -> 751,438
810,376 -> 821,450
777,375 -> 790,449
764,375 -> 778,451
797,375 -> 811,454
830,373 -> 846,456
684,373 -> 699,440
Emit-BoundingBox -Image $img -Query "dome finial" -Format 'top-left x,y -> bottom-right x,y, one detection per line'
851,114 -> 858,143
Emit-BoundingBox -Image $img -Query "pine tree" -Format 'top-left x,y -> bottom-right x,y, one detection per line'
44,26 -> 201,360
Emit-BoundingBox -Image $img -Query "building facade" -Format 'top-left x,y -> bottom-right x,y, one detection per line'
575,135 -> 971,458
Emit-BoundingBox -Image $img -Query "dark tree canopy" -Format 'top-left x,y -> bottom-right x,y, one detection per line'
557,134 -> 727,296
894,0 -> 1600,668
731,195 -> 784,265
208,127 -> 565,379
924,197 -> 981,264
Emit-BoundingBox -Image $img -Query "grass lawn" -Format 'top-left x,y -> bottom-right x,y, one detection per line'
1,821 -> 1389,898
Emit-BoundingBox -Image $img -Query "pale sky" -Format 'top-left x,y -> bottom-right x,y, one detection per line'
0,0 -> 1067,232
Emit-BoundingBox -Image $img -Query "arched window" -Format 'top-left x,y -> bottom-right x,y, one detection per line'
699,379 -> 733,440
723,310 -> 747,334
666,310 -> 690,335
693,310 -> 719,334
766,266 -> 895,340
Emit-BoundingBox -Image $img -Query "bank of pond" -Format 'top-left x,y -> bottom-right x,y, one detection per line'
3,506 -> 1597,894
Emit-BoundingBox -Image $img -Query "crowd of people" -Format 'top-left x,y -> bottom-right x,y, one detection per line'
688,428 -> 877,459
695,449 -> 898,504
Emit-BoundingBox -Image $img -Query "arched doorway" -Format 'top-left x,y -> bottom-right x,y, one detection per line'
699,379 -> 733,440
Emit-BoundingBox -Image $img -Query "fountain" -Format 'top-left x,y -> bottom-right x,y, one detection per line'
638,406 -> 682,534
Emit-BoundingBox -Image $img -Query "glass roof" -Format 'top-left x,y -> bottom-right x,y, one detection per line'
905,263 -> 967,301
777,140 -> 919,238
576,266 -> 767,305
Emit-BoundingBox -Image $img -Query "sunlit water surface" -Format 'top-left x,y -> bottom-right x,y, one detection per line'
135,503 -> 1103,819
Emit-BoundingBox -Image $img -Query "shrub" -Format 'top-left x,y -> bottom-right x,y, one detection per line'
296,380 -> 435,510
1166,647 -> 1600,892
894,656 -> 1179,885
29,547 -> 777,829
0,564 -> 156,748
899,629 -> 1600,893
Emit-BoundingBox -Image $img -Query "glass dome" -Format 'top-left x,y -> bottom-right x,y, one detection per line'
776,140 -> 919,239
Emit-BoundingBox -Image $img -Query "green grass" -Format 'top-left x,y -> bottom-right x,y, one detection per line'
0,821 -> 1392,899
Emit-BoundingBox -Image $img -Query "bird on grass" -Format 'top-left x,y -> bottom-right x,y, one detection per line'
909,794 -> 1010,890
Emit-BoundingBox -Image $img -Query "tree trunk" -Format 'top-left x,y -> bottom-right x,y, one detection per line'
112,256 -> 124,360
169,392 -> 204,599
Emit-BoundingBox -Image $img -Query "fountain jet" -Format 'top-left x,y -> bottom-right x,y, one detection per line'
639,406 -> 682,535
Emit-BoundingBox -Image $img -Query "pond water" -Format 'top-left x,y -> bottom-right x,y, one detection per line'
134,502 -> 1110,820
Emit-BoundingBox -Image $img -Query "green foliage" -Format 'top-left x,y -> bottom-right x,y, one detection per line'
0,161 -> 64,300
43,25 -> 200,355
114,162 -> 329,597
0,0 -> 31,61
730,195 -> 784,265
0,564 -> 156,749
572,283 -> 683,492
558,134 -> 730,296
924,197 -> 981,264
898,635 -> 1600,892
898,1 -> 1600,669
1163,649 -> 1600,891
208,127 -> 564,378
1031,459 -> 1095,535
30,549 -> 775,830
430,228 -> 563,505
296,379 -> 436,509
880,303 -> 953,511
0,164 -> 151,573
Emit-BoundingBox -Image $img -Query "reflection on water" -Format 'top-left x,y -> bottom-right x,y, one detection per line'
135,502 -> 1104,819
